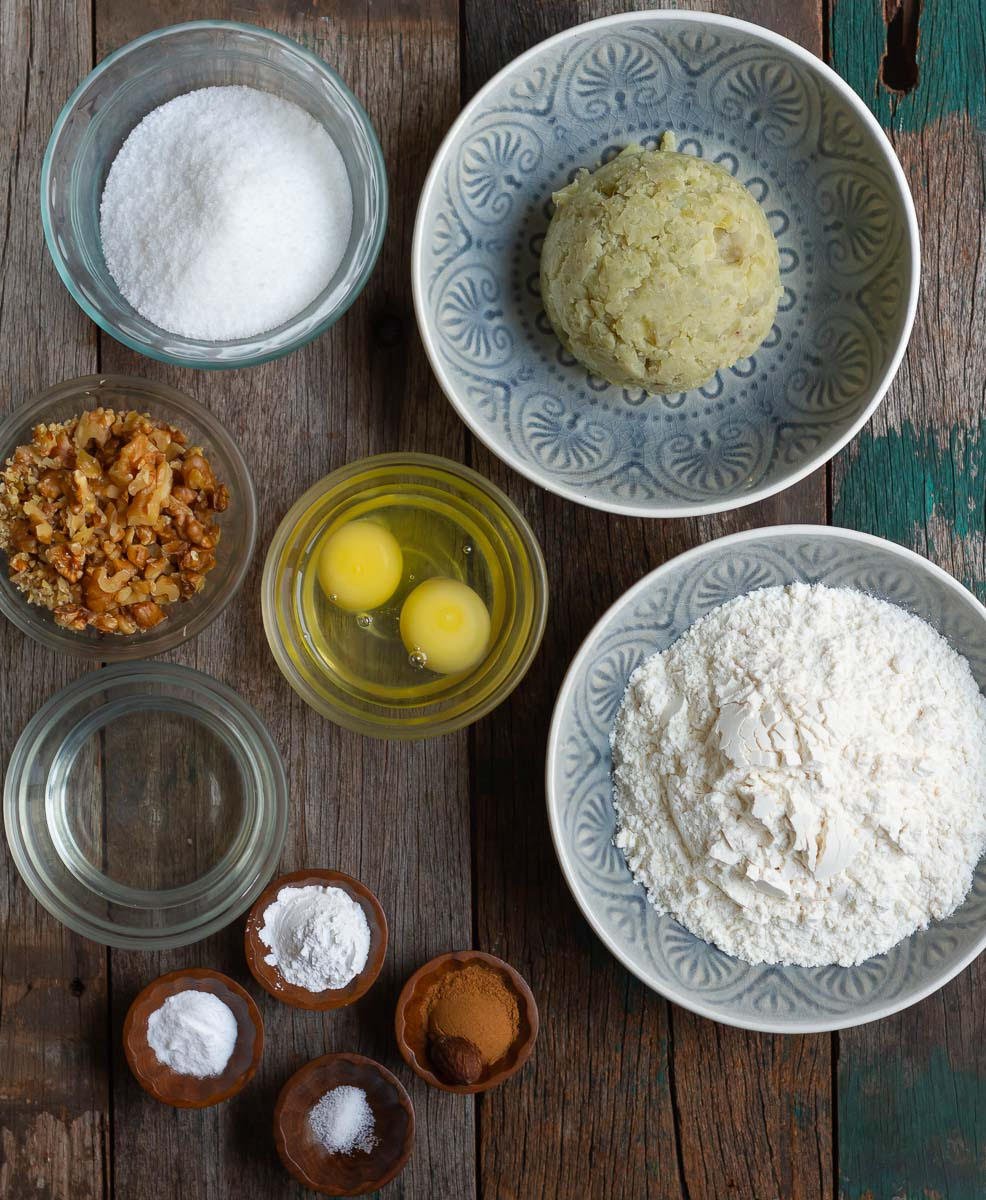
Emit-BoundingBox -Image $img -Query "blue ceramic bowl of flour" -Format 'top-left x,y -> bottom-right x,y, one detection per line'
413,12 -> 919,516
546,527 -> 986,1032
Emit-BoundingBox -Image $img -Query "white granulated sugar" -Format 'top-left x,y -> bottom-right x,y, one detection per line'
100,86 -> 353,340
146,990 -> 238,1078
259,884 -> 371,992
309,1085 -> 377,1155
611,583 -> 986,967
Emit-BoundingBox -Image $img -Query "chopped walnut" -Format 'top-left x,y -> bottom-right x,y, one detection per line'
0,407 -> 229,636
47,543 -> 85,583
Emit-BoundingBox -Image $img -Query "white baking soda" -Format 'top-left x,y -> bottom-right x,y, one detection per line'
146,990 -> 238,1078
100,85 -> 353,340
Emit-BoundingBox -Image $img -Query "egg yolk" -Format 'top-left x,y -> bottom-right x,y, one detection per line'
317,520 -> 403,613
399,577 -> 491,675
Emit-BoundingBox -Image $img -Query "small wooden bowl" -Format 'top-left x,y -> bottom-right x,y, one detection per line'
244,868 -> 388,1010
394,950 -> 539,1093
123,968 -> 263,1108
274,1052 -> 414,1196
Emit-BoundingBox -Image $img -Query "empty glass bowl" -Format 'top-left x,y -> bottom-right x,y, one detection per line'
0,374 -> 256,659
3,663 -> 288,949
41,19 -> 387,369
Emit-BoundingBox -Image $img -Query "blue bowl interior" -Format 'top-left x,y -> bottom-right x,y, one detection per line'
548,530 -> 986,1030
43,22 -> 386,367
418,16 -> 915,513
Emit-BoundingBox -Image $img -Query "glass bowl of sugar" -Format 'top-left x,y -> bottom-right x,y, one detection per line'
41,20 -> 387,370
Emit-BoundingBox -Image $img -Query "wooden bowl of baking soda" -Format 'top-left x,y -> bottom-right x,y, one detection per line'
123,968 -> 263,1108
244,868 -> 387,1010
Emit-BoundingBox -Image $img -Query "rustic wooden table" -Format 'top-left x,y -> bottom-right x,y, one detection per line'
1,0 -> 983,1196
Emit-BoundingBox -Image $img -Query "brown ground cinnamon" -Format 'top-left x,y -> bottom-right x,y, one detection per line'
425,963 -> 520,1065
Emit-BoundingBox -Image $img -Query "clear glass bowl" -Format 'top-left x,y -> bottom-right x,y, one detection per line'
0,374 -> 257,659
41,20 -> 387,369
3,663 -> 288,949
262,453 -> 548,739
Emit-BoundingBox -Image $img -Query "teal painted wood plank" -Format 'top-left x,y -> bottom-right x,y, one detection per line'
832,2 -> 986,1198
837,1002 -> 986,1200
833,421 -> 986,599
830,0 -> 986,130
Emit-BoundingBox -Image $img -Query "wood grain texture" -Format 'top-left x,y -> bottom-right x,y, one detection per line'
829,2 -> 986,1198
464,3 -> 832,1199
92,1 -> 469,1198
0,4 -> 110,1200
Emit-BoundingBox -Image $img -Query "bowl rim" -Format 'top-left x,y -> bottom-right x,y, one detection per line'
3,661 -> 289,950
0,373 -> 258,659
40,18 -> 388,371
545,524 -> 986,1033
260,451 -> 549,739
411,9 -> 922,518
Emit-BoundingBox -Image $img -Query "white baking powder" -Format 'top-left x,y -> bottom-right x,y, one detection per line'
146,990 -> 238,1078
611,583 -> 986,967
309,1085 -> 377,1155
259,884 -> 371,991
100,86 -> 353,340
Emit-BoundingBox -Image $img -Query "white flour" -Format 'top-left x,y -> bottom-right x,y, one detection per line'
611,583 -> 986,967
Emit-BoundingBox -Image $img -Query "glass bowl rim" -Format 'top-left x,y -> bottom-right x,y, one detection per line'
3,661 -> 289,950
261,451 -> 549,739
0,372 -> 258,660
40,17 -> 389,371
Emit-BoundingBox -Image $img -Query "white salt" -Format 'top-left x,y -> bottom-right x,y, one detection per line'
100,85 -> 353,341
308,1085 -> 377,1155
146,990 -> 238,1078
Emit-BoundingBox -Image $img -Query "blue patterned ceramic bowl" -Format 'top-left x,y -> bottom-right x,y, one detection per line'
546,528 -> 986,1031
413,12 -> 919,516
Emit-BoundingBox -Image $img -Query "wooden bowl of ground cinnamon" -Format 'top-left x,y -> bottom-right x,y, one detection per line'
394,951 -> 538,1093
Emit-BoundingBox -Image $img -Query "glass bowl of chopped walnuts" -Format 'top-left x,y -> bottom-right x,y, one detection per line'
0,375 -> 256,659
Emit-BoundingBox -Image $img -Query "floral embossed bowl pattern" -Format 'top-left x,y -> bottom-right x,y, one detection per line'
546,527 -> 986,1032
413,12 -> 919,516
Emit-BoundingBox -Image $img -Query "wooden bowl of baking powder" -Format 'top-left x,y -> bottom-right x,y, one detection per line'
244,867 -> 388,1010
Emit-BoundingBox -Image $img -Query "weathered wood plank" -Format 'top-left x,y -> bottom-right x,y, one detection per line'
830,1 -> 986,1197
465,2 -> 832,1198
0,4 -> 111,1199
90,1 -> 470,1197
